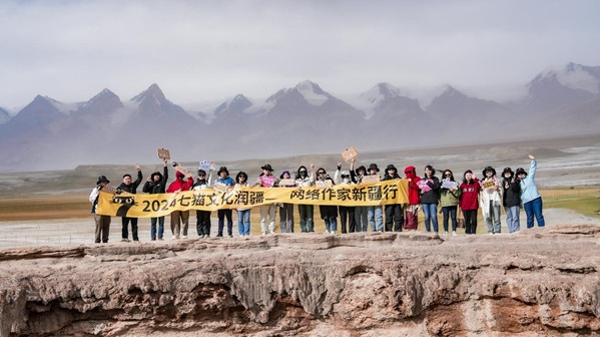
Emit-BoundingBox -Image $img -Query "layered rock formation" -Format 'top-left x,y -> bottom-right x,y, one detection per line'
2,225 -> 600,336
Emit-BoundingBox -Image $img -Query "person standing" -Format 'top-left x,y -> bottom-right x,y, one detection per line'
334,163 -> 356,233
215,166 -> 235,238
480,166 -> 502,234
382,164 -> 403,232
89,175 -> 112,243
278,170 -> 296,233
350,159 -> 368,232
440,169 -> 461,236
420,165 -> 440,233
167,170 -> 194,239
142,159 -> 169,241
403,166 -> 421,231
365,163 -> 383,232
517,154 -> 545,229
118,164 -> 143,242
460,170 -> 481,235
295,164 -> 316,233
192,168 -> 213,238
316,167 -> 338,234
501,167 -> 521,233
235,171 -> 251,237
256,164 -> 278,235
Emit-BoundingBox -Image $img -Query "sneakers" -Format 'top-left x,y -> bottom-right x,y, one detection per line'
444,231 -> 449,235
269,230 -> 275,235
158,237 -> 164,241
228,234 -> 233,238
151,237 -> 156,241
452,231 -> 457,236
121,238 -> 131,243
325,230 -> 330,234
181,235 -> 187,239
171,235 -> 179,240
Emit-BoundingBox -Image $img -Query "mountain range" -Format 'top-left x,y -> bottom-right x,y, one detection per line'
0,62 -> 599,172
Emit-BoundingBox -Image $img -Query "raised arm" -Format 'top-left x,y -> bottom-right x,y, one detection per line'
528,154 -> 537,181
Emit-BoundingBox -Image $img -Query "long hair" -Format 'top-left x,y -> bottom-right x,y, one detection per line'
424,165 -> 436,178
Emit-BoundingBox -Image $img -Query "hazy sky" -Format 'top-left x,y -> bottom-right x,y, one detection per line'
1,0 -> 599,110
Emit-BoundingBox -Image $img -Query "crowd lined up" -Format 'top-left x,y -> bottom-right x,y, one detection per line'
88,155 -> 545,244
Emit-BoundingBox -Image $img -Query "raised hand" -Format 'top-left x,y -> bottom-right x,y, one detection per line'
528,154 -> 535,160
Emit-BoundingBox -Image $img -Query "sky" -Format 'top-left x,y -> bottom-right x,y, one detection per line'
1,0 -> 599,111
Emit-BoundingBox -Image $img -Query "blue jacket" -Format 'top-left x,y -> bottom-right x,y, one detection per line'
520,160 -> 541,204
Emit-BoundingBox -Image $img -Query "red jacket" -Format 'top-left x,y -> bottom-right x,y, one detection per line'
460,178 -> 480,211
404,166 -> 421,205
167,171 -> 193,193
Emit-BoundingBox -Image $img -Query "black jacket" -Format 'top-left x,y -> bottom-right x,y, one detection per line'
382,172 -> 401,181
420,176 -> 440,204
142,166 -> 168,194
118,170 -> 143,194
502,176 -> 521,207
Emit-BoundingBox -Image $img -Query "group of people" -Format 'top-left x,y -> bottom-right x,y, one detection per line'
88,155 -> 545,243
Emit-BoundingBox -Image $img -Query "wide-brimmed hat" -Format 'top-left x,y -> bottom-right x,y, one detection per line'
261,164 -> 274,172
96,175 -> 110,185
502,167 -> 513,176
482,166 -> 496,177
280,170 -> 291,179
368,163 -> 380,172
385,164 -> 397,172
217,166 -> 229,176
355,165 -> 366,175
515,167 -> 527,176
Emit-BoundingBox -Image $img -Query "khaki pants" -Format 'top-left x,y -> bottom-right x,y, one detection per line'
170,210 -> 189,238
94,214 -> 111,243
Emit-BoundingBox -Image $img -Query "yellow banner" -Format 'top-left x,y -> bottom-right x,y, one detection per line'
96,179 -> 408,218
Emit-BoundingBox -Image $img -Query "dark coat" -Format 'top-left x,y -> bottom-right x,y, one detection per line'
420,176 -> 440,204
143,166 -> 168,194
502,176 -> 521,208
119,170 -> 143,194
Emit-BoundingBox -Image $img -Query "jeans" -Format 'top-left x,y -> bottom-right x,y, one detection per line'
260,204 -> 276,234
354,206 -> 368,232
325,218 -> 338,233
280,203 -> 294,233
464,209 -> 478,234
384,204 -> 403,232
505,206 -> 520,233
218,209 -> 233,236
339,206 -> 355,233
150,216 -> 164,239
367,206 -> 383,232
441,206 -> 457,232
485,201 -> 501,234
523,197 -> 545,228
237,209 -> 251,236
121,217 -> 139,241
298,204 -> 314,232
422,203 -> 439,232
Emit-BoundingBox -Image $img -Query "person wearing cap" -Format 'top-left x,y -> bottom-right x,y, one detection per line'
403,166 -> 421,230
480,166 -> 502,234
517,154 -> 545,229
350,159 -> 368,232
382,164 -> 403,232
334,162 -> 355,233
192,167 -> 214,238
117,164 -> 143,242
142,159 -> 169,240
278,170 -> 296,233
365,163 -> 384,232
420,165 -> 440,233
501,167 -> 521,233
89,175 -> 112,243
167,169 -> 194,239
295,164 -> 316,233
215,166 -> 235,238
255,164 -> 278,235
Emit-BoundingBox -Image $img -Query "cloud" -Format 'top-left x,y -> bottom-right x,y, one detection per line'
0,0 -> 599,108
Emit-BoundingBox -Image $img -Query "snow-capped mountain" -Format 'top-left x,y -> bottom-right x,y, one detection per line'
214,94 -> 253,115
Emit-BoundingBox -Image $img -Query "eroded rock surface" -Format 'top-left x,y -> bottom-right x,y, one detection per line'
2,224 -> 600,336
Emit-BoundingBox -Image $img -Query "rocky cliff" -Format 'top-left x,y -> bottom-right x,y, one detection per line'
2,225 -> 600,337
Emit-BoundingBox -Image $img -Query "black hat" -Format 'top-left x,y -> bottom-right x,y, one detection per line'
217,166 -> 229,176
385,164 -> 397,172
515,167 -> 527,176
482,166 -> 496,177
261,164 -> 274,172
356,165 -> 366,175
96,175 -> 110,185
197,169 -> 207,176
502,167 -> 513,176
368,163 -> 380,172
